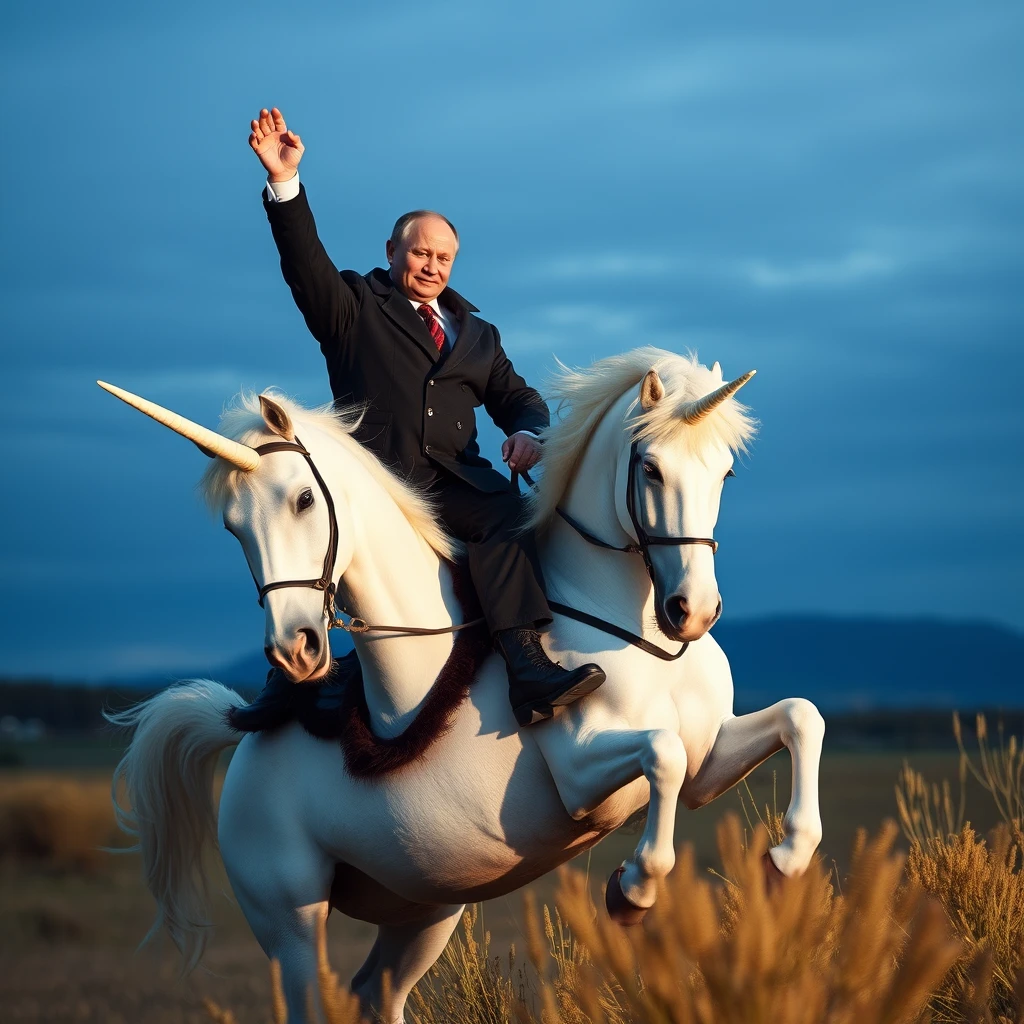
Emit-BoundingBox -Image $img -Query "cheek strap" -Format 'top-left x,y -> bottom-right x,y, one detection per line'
246,438 -> 341,625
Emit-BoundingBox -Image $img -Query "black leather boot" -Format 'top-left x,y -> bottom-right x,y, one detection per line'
494,627 -> 606,726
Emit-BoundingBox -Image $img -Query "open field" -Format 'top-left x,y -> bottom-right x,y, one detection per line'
0,736 -> 1007,1023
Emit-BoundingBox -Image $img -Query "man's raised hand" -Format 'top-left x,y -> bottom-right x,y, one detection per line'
249,107 -> 304,183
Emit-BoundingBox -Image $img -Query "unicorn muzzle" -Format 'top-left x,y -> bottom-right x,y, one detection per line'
661,591 -> 723,641
264,626 -> 328,683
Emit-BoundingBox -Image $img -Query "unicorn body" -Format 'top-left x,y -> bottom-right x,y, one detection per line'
107,348 -> 825,1024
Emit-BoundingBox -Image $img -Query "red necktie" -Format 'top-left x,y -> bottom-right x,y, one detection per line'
417,303 -> 447,353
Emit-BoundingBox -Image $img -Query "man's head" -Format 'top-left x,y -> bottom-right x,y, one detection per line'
386,211 -> 460,304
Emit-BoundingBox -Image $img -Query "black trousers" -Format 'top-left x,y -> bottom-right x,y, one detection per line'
427,473 -> 552,635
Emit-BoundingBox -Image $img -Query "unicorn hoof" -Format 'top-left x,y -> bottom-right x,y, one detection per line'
605,866 -> 649,926
762,851 -> 787,893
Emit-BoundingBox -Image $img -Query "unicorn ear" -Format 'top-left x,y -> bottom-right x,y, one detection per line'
639,369 -> 665,411
259,394 -> 295,440
711,361 -> 723,381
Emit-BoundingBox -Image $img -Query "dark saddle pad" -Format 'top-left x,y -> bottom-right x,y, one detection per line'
227,565 -> 492,778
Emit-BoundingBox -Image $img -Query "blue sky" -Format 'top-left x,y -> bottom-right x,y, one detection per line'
2,0 -> 1021,679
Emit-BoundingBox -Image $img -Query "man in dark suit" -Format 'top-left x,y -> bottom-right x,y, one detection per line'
249,107 -> 604,726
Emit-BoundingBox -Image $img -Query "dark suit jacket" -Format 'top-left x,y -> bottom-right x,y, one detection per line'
264,185 -> 549,493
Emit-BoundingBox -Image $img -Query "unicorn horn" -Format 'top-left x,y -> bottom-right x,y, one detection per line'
97,380 -> 261,471
681,370 -> 757,424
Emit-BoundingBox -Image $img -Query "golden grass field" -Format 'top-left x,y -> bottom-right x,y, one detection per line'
2,717 -> 1022,1023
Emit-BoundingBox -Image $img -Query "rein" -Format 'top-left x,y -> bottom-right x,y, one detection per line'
246,437 -> 484,638
548,601 -> 688,662
250,435 -> 703,659
513,437 -> 712,661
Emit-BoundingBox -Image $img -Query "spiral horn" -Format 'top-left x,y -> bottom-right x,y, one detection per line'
681,370 -> 756,424
97,381 -> 261,471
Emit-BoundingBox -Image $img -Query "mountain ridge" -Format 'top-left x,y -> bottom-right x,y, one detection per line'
16,614 -> 1020,713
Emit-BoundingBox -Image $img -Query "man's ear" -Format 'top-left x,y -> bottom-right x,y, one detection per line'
640,369 -> 665,411
385,239 -> 395,265
259,394 -> 295,440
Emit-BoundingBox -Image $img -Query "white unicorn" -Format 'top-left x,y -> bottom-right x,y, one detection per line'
104,347 -> 825,1024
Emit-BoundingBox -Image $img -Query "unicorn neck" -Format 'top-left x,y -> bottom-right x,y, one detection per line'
331,455 -> 460,739
539,394 -> 658,638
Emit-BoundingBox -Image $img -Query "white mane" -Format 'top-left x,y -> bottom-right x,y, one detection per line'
199,392 -> 461,562
526,346 -> 758,530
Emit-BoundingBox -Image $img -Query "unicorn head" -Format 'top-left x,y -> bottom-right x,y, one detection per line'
527,348 -> 757,642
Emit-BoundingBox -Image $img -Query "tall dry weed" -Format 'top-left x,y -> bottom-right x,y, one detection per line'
907,825 -> 1024,1021
408,903 -> 531,1024
897,713 -> 1024,1023
550,816 -> 964,1024
216,816 -> 986,1024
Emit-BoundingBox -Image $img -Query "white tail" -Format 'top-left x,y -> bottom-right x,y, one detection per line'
106,680 -> 247,972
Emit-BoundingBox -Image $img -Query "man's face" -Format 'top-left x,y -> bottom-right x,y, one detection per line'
386,216 -> 459,303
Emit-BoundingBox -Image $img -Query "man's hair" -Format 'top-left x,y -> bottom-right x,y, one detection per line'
390,210 -> 460,247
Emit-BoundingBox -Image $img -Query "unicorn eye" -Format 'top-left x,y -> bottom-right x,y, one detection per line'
642,461 -> 663,483
297,488 -> 315,511
725,469 -> 736,479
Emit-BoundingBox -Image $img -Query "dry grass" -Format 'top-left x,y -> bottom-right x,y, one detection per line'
205,817 -> 980,1024
200,715 -> 1024,1024
0,774 -> 129,872
896,714 -> 1024,1022
10,723 -> 1024,1022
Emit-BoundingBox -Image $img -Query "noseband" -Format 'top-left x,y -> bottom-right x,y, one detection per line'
555,439 -> 718,580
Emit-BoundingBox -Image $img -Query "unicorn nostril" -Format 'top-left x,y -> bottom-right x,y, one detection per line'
666,596 -> 689,630
299,628 -> 321,660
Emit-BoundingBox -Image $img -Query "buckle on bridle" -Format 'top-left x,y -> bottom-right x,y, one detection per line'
335,616 -> 369,633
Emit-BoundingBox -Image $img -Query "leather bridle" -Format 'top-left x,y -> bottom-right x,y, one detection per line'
512,435 -> 718,662
243,434 -> 709,660
242,437 -> 484,637
554,438 -> 718,581
248,438 -> 342,623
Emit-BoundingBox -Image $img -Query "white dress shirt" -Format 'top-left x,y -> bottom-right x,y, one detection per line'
264,172 -> 537,443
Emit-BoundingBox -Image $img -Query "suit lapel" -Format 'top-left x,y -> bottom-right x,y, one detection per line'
380,292 -> 441,363
366,269 -> 483,369
437,309 -> 484,377
367,269 -> 440,363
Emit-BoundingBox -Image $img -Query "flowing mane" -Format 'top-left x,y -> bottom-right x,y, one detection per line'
526,346 -> 758,530
198,391 -> 461,562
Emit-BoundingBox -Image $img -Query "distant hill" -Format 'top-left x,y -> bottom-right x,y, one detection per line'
711,616 -> 1023,712
198,615 -> 1022,713
3,616 -> 1020,714
3,617 -> 1022,747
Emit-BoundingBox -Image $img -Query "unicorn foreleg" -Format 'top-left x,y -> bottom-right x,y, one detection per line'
681,699 -> 825,876
547,727 -> 687,918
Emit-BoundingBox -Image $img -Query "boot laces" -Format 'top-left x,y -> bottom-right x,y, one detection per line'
520,631 -> 559,671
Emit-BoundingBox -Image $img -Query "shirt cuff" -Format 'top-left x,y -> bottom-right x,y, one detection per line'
264,173 -> 301,203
